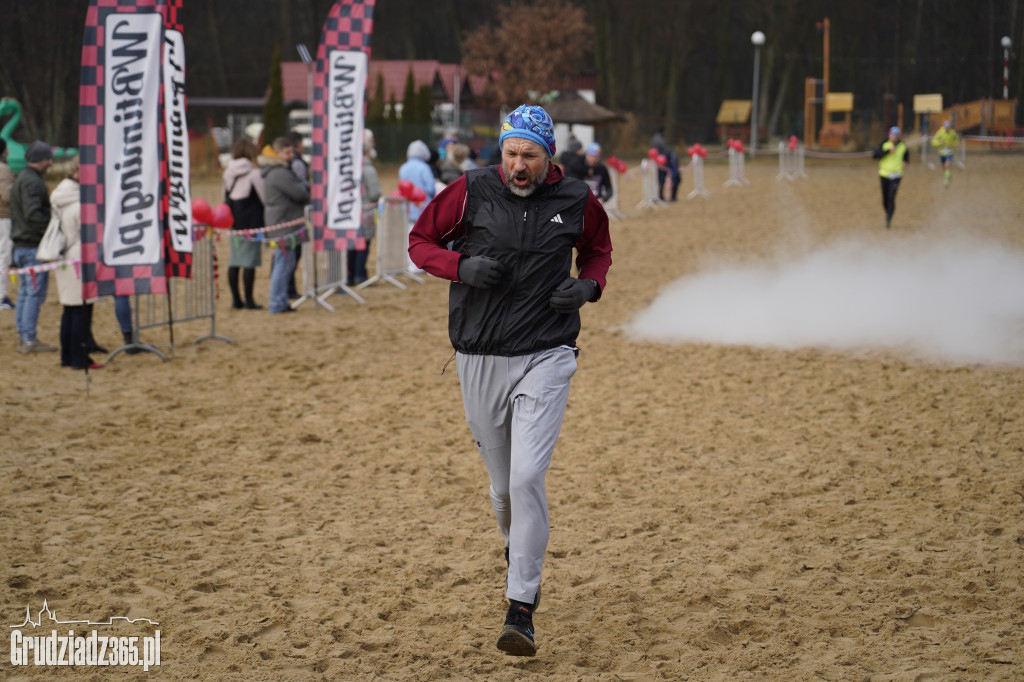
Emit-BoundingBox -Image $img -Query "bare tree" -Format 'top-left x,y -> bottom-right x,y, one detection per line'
461,0 -> 593,108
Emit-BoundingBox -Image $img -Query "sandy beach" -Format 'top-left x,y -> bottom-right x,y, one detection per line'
3,150 -> 1023,680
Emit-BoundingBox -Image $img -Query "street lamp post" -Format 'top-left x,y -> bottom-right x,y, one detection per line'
297,43 -> 313,111
1001,36 -> 1012,99
750,31 -> 765,159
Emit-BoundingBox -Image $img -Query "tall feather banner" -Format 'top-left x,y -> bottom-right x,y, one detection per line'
311,0 -> 376,252
79,0 -> 190,299
162,0 -> 192,279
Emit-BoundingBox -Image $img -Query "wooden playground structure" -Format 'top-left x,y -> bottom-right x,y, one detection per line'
931,98 -> 1018,135
801,17 -> 1019,149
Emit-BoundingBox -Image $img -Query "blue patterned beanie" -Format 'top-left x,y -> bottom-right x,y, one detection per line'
500,104 -> 556,157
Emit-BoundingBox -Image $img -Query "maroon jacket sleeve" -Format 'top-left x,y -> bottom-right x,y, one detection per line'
576,192 -> 613,300
408,174 -> 469,282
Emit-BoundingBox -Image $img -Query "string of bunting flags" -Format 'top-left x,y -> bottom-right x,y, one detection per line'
2,258 -> 84,284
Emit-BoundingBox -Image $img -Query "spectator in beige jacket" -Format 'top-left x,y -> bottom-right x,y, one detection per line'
52,157 -> 103,370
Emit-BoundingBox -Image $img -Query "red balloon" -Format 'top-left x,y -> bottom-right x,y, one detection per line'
788,135 -> 799,152
211,203 -> 234,228
647,148 -> 659,160
192,197 -> 212,224
656,154 -> 667,166
398,179 -> 415,197
409,186 -> 427,204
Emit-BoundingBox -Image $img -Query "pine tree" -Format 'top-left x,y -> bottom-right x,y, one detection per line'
262,46 -> 287,146
367,72 -> 386,125
416,84 -> 434,125
401,67 -> 417,127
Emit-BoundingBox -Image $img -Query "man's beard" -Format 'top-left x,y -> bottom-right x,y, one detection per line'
504,160 -> 546,197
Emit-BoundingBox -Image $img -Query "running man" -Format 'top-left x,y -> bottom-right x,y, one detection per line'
872,126 -> 910,229
409,104 -> 612,656
931,120 -> 959,188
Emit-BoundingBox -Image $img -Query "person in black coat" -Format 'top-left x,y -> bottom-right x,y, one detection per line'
559,136 -> 586,180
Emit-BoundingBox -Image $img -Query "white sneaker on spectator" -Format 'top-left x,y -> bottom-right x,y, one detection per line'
19,340 -> 58,354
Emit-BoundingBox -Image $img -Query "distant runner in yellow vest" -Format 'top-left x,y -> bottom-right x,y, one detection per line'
872,126 -> 909,229
931,120 -> 959,188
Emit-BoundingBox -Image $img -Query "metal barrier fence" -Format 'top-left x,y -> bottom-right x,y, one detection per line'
636,159 -> 666,210
313,245 -> 365,306
286,206 -> 357,310
110,224 -> 233,362
359,196 -> 423,289
776,141 -> 808,181
603,168 -> 627,221
724,147 -> 750,187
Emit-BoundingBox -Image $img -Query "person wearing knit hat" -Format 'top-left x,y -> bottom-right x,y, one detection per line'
408,103 -> 612,657
24,141 -> 53,164
399,139 -> 435,223
499,104 -> 556,159
399,140 -> 436,273
872,125 -> 909,228
10,139 -> 57,352
583,142 -> 613,203
495,104 -> 560,199
558,134 -> 586,180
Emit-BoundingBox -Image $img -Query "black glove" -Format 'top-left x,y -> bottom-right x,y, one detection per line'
549,277 -> 597,313
457,256 -> 506,288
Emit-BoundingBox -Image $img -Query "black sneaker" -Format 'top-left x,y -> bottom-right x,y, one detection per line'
497,600 -> 536,656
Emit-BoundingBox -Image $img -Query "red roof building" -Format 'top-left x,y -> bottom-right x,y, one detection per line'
281,60 -> 491,106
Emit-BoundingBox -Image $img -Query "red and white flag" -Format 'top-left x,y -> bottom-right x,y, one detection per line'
79,0 -> 189,299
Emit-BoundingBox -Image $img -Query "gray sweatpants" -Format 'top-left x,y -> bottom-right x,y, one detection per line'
456,347 -> 577,604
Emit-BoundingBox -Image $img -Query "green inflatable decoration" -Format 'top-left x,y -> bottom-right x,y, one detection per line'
0,97 -> 27,173
0,97 -> 76,173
